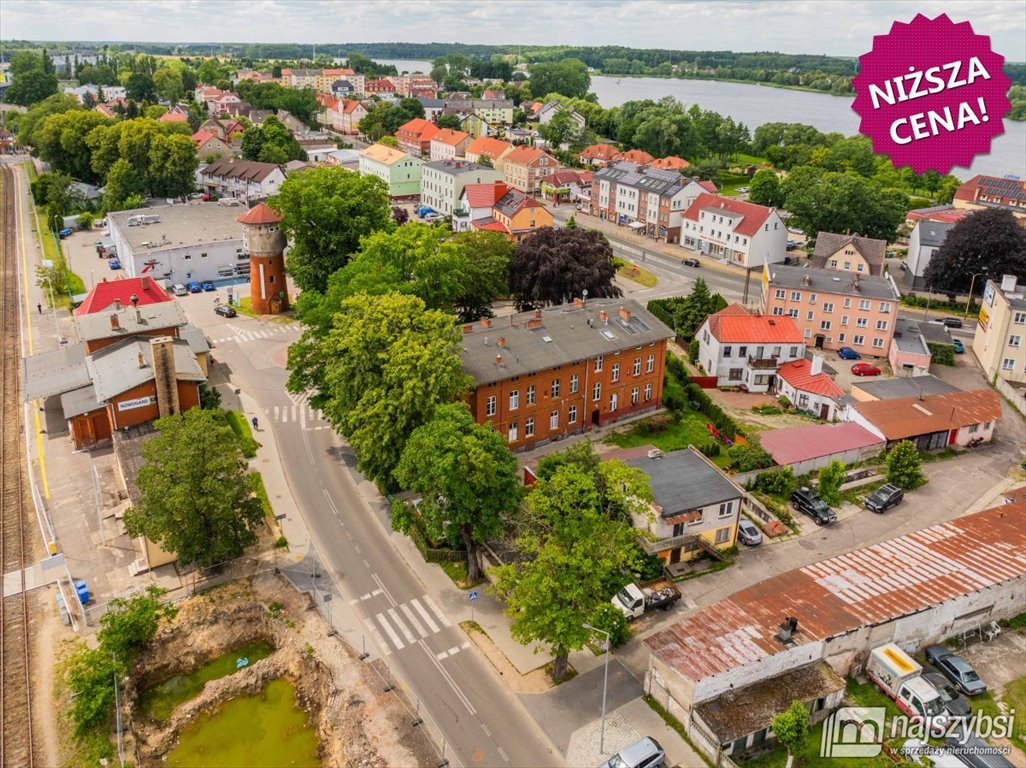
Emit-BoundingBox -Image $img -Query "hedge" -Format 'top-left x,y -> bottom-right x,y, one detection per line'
685,383 -> 738,440
928,342 -> 956,366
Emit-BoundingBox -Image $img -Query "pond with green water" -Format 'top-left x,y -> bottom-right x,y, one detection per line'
140,639 -> 275,721
166,677 -> 320,768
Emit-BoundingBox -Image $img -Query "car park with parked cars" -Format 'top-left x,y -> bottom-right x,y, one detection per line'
925,646 -> 987,696
187,281 -> 203,293
922,672 -> 972,720
865,483 -> 904,513
598,737 -> 665,768
171,283 -> 188,296
790,487 -> 837,525
838,346 -> 861,360
201,281 -> 216,292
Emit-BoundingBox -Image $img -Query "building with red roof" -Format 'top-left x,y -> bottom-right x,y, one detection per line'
191,129 -> 232,161
953,174 -> 1026,221
613,148 -> 655,165
74,276 -> 172,316
649,155 -> 691,171
578,143 -> 620,168
759,421 -> 884,470
501,146 -> 557,193
429,128 -> 472,161
364,78 -> 396,96
465,136 -> 514,170
696,304 -> 804,392
538,170 -> 592,204
681,192 -> 787,268
774,356 -> 843,419
158,111 -> 187,123
395,117 -> 439,157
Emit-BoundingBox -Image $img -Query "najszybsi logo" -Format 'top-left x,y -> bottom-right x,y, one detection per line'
820,707 -> 1017,758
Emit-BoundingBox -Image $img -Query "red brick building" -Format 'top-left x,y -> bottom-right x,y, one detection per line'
460,299 -> 673,451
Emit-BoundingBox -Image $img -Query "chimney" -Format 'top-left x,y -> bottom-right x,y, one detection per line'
462,323 -> 473,334
810,355 -> 823,376
150,336 -> 180,417
110,313 -> 121,331
599,310 -> 608,324
802,274 -> 811,287
1001,274 -> 1017,293
497,337 -> 506,348
533,308 -> 542,319
140,275 -> 150,291
527,318 -> 542,329
618,306 -> 632,322
480,317 -> 492,328
113,298 -> 122,311
137,351 -> 146,369
495,353 -> 503,366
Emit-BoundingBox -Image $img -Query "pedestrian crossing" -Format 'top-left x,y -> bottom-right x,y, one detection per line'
266,403 -> 330,429
210,323 -> 295,345
357,594 -> 464,657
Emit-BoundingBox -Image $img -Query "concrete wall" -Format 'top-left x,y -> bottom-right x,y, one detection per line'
995,377 -> 1026,418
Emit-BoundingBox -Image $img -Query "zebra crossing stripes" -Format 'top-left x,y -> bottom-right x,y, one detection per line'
363,596 -> 453,655
210,323 -> 295,345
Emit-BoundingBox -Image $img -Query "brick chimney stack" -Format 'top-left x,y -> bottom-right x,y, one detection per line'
497,337 -> 506,348
618,306 -> 632,322
150,337 -> 180,417
110,313 -> 120,331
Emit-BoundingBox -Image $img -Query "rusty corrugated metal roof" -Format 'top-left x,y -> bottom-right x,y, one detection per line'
645,500 -> 1026,684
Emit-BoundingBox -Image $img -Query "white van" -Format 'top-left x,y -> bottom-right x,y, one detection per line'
896,676 -> 949,735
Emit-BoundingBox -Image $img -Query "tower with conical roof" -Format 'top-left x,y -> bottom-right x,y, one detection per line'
237,202 -> 289,314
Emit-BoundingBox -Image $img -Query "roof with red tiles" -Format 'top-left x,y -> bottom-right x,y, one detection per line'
776,358 -> 844,399
236,202 -> 283,225
191,129 -> 219,146
74,276 -> 172,316
645,500 -> 1026,685
851,388 -> 1002,440
466,136 -> 513,159
650,156 -> 691,170
539,170 -> 589,187
614,148 -> 655,165
704,306 -> 803,344
342,99 -> 365,114
698,180 -> 719,193
397,118 -> 438,141
578,143 -> 620,161
503,145 -> 551,166
158,111 -> 187,122
683,192 -> 775,237
463,181 -> 509,209
432,128 -> 471,146
472,217 -> 510,233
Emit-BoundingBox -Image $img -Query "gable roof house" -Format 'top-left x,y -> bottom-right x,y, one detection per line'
774,356 -> 844,420
650,155 -> 692,171
191,129 -> 232,162
537,100 -> 585,128
846,388 -> 1002,449
696,304 -> 805,392
538,170 -> 593,203
395,118 -> 439,157
421,159 -> 503,217
810,231 -> 887,276
953,175 -> 1026,221
339,99 -> 368,134
578,143 -> 620,168
486,188 -> 554,242
454,181 -> 510,232
502,146 -> 557,194
198,159 -> 286,201
358,143 -> 423,199
681,193 -> 787,269
905,220 -> 956,289
429,128 -> 472,161
465,136 -> 514,170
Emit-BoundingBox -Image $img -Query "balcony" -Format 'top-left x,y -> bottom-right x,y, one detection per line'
747,355 -> 779,369
638,532 -> 699,555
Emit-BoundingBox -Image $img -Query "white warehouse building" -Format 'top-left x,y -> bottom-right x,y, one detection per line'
106,204 -> 249,285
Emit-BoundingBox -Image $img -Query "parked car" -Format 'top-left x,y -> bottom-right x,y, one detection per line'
737,186 -> 750,193
58,227 -> 73,239
171,283 -> 188,296
925,646 -> 987,696
423,212 -> 443,222
598,737 -> 665,768
611,579 -> 681,620
108,258 -> 121,270
952,338 -> 965,353
838,346 -> 861,360
738,518 -> 763,546
682,258 -> 700,268
944,733 -> 1015,768
943,317 -> 963,329
201,281 -> 216,292
865,483 -> 904,513
187,281 -> 202,293
851,362 -> 882,376
214,304 -> 237,318
923,672 -> 972,720
790,487 -> 837,525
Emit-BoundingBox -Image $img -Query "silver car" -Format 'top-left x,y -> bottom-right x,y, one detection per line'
599,737 -> 665,768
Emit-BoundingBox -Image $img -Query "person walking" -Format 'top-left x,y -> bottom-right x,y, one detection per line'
36,302 -> 42,314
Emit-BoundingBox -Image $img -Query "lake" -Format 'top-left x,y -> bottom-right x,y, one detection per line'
374,59 -> 1025,180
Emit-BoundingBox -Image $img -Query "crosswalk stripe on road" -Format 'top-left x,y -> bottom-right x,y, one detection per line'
362,594 -> 453,655
410,598 -> 440,634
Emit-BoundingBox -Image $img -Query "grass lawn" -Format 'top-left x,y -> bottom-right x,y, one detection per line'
237,296 -> 296,324
717,171 -> 750,196
249,471 -> 274,519
436,558 -> 485,590
225,410 -> 260,458
1000,676 -> 1026,753
605,412 -> 731,467
744,717 -> 894,768
617,261 -> 658,288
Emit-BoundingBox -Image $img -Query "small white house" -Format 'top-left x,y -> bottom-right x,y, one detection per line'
696,305 -> 805,392
774,357 -> 843,420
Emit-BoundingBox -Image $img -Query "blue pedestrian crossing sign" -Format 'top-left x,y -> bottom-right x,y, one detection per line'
469,591 -> 479,601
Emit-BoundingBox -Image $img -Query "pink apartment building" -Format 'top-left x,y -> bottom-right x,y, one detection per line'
760,265 -> 902,358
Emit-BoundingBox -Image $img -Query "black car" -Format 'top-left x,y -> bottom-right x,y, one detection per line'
682,258 -> 700,268
214,304 -> 237,318
865,483 -> 904,513
923,672 -> 971,719
790,487 -> 837,525
942,317 -> 963,329
925,645 -> 987,696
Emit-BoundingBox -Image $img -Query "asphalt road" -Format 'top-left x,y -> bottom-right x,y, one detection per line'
192,307 -> 562,768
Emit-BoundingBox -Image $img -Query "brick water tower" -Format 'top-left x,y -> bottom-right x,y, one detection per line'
237,202 -> 289,314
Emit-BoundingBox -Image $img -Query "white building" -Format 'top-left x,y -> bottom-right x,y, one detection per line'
198,159 -> 287,201
681,193 -> 787,269
106,204 -> 249,285
905,219 -> 956,289
774,357 -> 843,420
695,305 -> 805,392
63,83 -> 127,102
420,160 -> 503,217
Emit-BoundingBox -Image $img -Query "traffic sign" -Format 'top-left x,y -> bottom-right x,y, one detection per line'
468,591 -> 479,601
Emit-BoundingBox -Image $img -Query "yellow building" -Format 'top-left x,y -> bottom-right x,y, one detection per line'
973,275 -> 1026,385
491,188 -> 554,242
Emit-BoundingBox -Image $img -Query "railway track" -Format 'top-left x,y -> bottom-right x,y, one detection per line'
0,163 -> 35,768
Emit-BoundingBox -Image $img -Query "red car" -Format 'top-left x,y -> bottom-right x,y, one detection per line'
851,362 -> 882,376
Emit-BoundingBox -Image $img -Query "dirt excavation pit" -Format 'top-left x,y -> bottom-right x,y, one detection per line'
125,574 -> 439,768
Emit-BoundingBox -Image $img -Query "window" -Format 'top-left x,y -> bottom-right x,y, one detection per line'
718,501 -> 733,518
551,378 -> 561,397
809,293 -> 817,305
1009,335 -> 1022,348
631,387 -> 639,405
841,315 -> 849,326
672,523 -> 685,537
633,357 -> 642,376
820,320 -> 831,330
609,393 -> 618,411
1002,358 -> 1016,370
791,291 -> 801,301
1013,312 -> 1026,324
568,405 -> 578,424
486,395 -> 496,417
592,382 -> 601,402
524,417 -> 535,438
829,259 -> 838,268
876,320 -> 888,331
859,299 -> 871,310
804,328 -> 812,339
201,252 -> 208,258
842,261 -> 850,271
549,410 -> 559,430
856,317 -> 868,328
729,368 -> 743,381
823,302 -> 834,313
526,385 -> 536,405
644,383 -> 653,401
879,302 -> 891,313
853,334 -> 865,345
806,311 -> 814,321
984,421 -> 992,429
689,512 -> 704,526
838,333 -> 846,342
844,298 -> 852,308
968,423 -> 979,434
646,354 -> 655,372
775,289 -> 785,299
611,363 -> 620,382
714,527 -> 731,544
772,307 -> 784,316
872,337 -> 884,348
594,355 -> 603,372
722,346 -> 732,358
789,346 -> 799,357
509,390 -> 519,410
184,254 -> 192,260
507,422 -> 518,442
789,309 -> 799,318
570,374 -> 579,393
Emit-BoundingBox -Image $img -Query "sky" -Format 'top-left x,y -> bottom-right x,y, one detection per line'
1,0 -> 1025,61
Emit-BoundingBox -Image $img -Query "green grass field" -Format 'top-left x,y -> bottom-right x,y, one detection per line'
605,413 -> 731,467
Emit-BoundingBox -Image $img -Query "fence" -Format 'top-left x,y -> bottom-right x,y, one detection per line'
995,377 -> 1026,418
690,376 -> 718,389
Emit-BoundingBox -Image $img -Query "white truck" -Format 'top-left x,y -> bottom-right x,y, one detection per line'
866,643 -> 950,734
612,578 -> 682,620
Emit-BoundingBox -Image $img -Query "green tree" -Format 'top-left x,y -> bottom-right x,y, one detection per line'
153,67 -> 184,103
288,293 -> 472,486
772,700 -> 810,768
436,114 -> 462,131
748,168 -> 784,207
122,409 -> 264,567
241,115 -> 307,163
535,441 -> 653,521
817,460 -> 845,506
394,403 -> 521,581
35,109 -> 112,182
528,59 -> 591,99
886,440 -> 925,490
16,93 -> 81,148
147,132 -> 199,197
273,167 -> 392,293
6,67 -> 59,106
923,208 -> 1026,293
781,166 -> 907,241
491,462 -> 644,680
125,72 -> 156,101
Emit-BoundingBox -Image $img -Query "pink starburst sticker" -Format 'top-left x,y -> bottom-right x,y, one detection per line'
852,14 -> 1011,175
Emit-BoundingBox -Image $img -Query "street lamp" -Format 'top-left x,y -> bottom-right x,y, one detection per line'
965,270 -> 988,319
583,623 -> 610,755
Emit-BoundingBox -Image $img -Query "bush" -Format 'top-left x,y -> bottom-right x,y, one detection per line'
778,395 -> 791,408
225,410 -> 259,458
588,602 -> 631,649
754,466 -> 797,496
665,352 -> 690,385
726,441 -> 774,471
685,383 -> 739,439
687,342 -> 699,365
699,442 -> 720,458
886,440 -> 926,489
928,342 -> 956,366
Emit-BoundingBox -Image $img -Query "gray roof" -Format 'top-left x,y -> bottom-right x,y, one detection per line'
593,163 -> 684,198
894,316 -> 949,348
914,220 -> 956,247
60,385 -> 103,419
417,98 -> 445,108
422,159 -> 494,176
86,337 -> 205,402
992,278 -> 1026,311
107,203 -> 245,256
811,231 -> 887,276
75,301 -> 188,343
852,374 -> 958,400
890,317 -> 930,355
461,298 -> 673,386
179,324 -> 210,356
200,158 -> 283,182
22,342 -> 89,401
625,448 -> 743,517
766,264 -> 899,301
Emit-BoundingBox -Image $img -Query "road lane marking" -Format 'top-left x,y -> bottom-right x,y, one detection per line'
399,603 -> 427,637
421,595 -> 451,627
497,746 -> 509,762
363,618 -> 389,656
388,608 -> 416,645
371,574 -> 397,607
410,598 -> 440,634
375,613 -> 404,650
371,588 -> 382,597
419,640 -> 475,715
321,488 -> 338,515
436,649 -> 449,660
